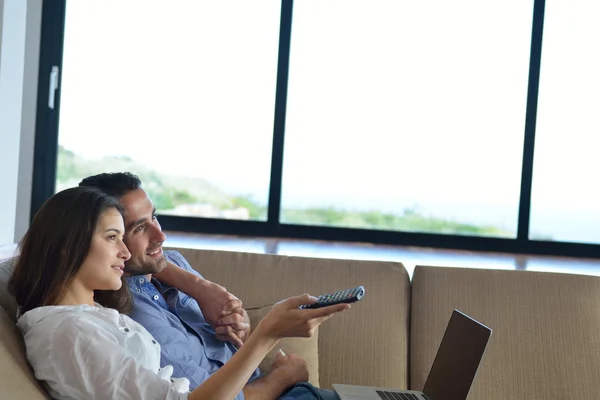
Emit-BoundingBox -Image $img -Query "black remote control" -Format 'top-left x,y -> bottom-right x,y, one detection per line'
299,286 -> 365,309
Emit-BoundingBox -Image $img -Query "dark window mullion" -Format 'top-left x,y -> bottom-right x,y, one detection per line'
267,0 -> 294,232
517,0 -> 546,242
30,0 -> 67,219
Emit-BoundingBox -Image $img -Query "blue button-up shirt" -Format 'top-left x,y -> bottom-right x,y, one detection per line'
126,250 -> 260,398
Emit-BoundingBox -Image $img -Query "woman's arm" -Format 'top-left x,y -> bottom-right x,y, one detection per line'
28,295 -> 348,400
189,295 -> 350,400
30,316 -> 189,400
189,328 -> 279,400
31,311 -> 265,400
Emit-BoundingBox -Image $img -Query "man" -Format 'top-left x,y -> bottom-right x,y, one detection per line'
79,172 -> 339,400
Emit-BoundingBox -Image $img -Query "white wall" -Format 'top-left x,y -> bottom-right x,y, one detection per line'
0,0 -> 4,65
0,0 -> 42,244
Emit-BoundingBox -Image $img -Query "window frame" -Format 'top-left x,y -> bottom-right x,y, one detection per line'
30,0 -> 600,259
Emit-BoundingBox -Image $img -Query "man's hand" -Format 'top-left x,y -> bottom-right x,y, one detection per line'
215,304 -> 251,347
192,280 -> 250,347
241,352 -> 309,400
152,262 -> 250,347
269,351 -> 309,388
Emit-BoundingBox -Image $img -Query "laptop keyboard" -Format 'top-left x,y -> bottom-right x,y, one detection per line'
376,390 -> 421,400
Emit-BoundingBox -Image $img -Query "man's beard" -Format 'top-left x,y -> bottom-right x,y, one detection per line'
124,255 -> 167,276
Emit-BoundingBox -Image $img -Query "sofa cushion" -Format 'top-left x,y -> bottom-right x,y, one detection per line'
410,265 -> 600,400
0,257 -> 18,322
247,305 -> 320,387
171,247 -> 411,390
0,305 -> 49,398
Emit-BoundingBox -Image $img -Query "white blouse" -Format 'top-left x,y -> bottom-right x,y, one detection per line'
16,304 -> 190,400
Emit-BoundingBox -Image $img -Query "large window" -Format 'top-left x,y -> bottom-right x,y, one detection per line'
56,0 -> 281,220
281,0 -> 534,238
32,0 -> 600,257
530,0 -> 600,243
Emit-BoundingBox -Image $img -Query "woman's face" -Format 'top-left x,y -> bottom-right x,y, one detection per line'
76,208 -> 131,291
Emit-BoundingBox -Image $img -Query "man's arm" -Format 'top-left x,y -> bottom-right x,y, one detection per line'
153,260 -> 250,346
155,260 -> 237,316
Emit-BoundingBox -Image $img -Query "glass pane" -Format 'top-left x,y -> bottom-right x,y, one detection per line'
56,0 -> 281,220
281,0 -> 533,237
530,0 -> 600,243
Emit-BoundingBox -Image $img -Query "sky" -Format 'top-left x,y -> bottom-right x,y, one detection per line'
57,0 -> 600,242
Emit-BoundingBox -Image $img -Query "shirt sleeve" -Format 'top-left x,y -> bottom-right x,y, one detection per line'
165,251 -> 204,279
160,250 -> 247,399
37,317 -> 189,400
136,310 -> 245,400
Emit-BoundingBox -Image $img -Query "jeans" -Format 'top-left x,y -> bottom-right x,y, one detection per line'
279,383 -> 341,400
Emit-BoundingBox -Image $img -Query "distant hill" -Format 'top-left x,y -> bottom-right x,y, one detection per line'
56,145 -> 518,238
57,145 -> 263,215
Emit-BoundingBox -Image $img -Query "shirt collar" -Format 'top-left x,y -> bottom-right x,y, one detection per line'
151,277 -> 170,294
125,275 -> 176,296
125,275 -> 150,290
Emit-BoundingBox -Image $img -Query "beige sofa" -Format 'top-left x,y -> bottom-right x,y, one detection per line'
1,247 -> 600,399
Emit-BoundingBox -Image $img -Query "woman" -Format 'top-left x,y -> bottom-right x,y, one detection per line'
9,186 -> 349,400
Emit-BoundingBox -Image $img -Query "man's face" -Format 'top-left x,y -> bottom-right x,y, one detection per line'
120,188 -> 167,276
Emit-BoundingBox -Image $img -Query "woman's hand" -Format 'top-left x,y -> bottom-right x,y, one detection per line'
255,294 -> 350,340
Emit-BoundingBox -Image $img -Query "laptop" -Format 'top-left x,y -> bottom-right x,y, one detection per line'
333,310 -> 492,400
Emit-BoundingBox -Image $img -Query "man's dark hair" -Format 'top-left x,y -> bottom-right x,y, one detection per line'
79,172 -> 142,200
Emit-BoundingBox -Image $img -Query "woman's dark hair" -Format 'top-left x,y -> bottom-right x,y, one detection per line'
9,186 -> 132,315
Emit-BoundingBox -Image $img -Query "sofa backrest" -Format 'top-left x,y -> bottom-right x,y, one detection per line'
0,256 -> 49,398
0,257 -> 18,322
0,305 -> 49,399
410,265 -> 600,400
172,247 -> 412,390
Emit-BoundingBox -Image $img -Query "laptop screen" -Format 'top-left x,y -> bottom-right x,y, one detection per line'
422,310 -> 492,400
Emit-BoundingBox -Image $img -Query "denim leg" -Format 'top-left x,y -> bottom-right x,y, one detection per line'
279,383 -> 341,400
313,388 -> 341,400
